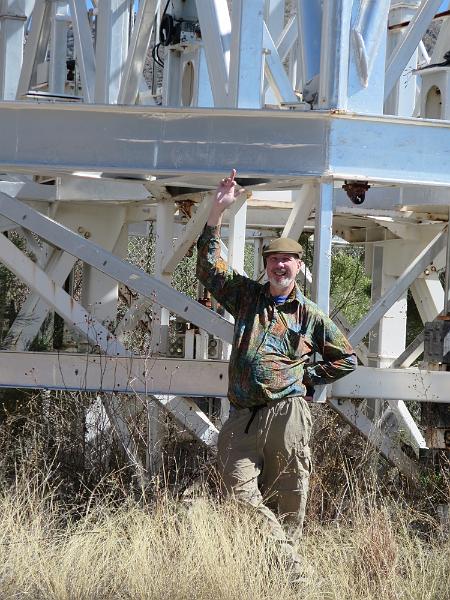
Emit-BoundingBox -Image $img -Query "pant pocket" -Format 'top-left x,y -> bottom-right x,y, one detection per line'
295,446 -> 312,476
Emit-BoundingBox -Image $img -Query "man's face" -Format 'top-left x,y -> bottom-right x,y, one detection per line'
265,253 -> 301,293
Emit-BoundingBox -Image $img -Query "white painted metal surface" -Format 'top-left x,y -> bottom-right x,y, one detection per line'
1,352 -> 448,406
0,1 -> 450,477
0,192 -> 235,343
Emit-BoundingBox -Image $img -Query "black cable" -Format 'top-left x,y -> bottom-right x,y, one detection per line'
162,0 -> 171,17
151,0 -> 171,69
155,42 -> 164,66
152,43 -> 164,68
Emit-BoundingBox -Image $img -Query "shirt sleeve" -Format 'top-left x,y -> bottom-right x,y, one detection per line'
196,225 -> 252,317
303,309 -> 357,385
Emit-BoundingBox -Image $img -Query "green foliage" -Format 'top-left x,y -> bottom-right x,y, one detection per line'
299,234 -> 371,326
330,248 -> 372,326
172,247 -> 198,299
0,233 -> 30,344
406,289 -> 423,348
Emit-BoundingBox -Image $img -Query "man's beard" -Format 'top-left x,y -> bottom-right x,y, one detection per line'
268,274 -> 295,291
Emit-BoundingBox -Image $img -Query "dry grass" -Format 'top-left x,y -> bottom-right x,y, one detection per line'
0,473 -> 448,600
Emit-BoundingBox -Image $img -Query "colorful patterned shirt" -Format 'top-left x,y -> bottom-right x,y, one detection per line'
197,225 -> 357,409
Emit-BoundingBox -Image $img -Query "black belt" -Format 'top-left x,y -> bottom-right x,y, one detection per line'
244,405 -> 266,434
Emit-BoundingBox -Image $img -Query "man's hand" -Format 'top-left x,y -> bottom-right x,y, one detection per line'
207,169 -> 244,226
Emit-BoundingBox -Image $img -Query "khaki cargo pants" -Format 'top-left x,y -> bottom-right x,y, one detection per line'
217,396 -> 312,544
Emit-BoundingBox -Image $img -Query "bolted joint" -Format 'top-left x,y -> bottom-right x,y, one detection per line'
342,180 -> 371,205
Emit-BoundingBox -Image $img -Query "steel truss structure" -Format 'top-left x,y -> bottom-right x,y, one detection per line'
1,0 -> 450,478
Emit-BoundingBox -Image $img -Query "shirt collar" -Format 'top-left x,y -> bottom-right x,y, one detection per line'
264,282 -> 305,304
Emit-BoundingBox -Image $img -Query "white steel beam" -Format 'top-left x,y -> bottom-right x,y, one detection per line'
16,0 -> 51,98
276,15 -> 297,62
418,40 -> 430,65
78,207 -> 127,328
385,0 -> 442,99
318,0 -> 352,110
194,0 -> 230,107
0,233 -> 220,448
0,344 -> 442,476
332,366 -> 450,404
264,0 -> 285,106
58,177 -> 149,202
368,238 -> 422,449
351,0 -> 391,87
150,199 -> 174,355
312,182 -> 333,314
49,2 -> 69,95
95,0 -> 130,104
115,296 -> 150,337
349,229 -> 447,346
410,277 -> 445,323
399,279 -> 444,442
368,243 -> 408,370
2,102 -> 450,187
0,216 -> 16,232
1,353 -> 449,405
386,328 -> 427,452
68,0 -> 96,102
0,230 -> 147,473
296,0 -> 322,83
385,2 -> 421,118
0,192 -> 234,343
162,193 -> 210,274
1,249 -> 76,350
0,350 -> 219,449
229,0 -> 264,108
257,105 -> 450,184
0,101 -> 326,180
281,183 -> 315,242
347,0 -> 391,113
0,232 -> 126,355
265,0 -> 284,38
311,182 -> 333,404
100,393 -> 146,478
387,399 -> 427,450
117,0 -> 158,105
227,193 -> 247,275
262,23 -> 298,104
0,180 -> 56,202
152,395 -> 218,447
332,309 -> 370,366
331,246 -> 424,451
392,332 -> 424,368
0,0 -> 29,99
220,190 -> 247,417
328,397 -> 419,479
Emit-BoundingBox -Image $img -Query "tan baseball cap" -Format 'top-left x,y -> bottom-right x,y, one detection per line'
262,237 -> 303,259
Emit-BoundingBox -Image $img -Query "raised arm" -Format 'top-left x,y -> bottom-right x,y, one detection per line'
196,170 -> 252,316
207,169 -> 243,226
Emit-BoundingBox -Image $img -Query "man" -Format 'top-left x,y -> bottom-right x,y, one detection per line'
196,170 -> 356,569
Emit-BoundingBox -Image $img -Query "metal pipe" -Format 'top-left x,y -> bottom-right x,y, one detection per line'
444,217 -> 450,315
